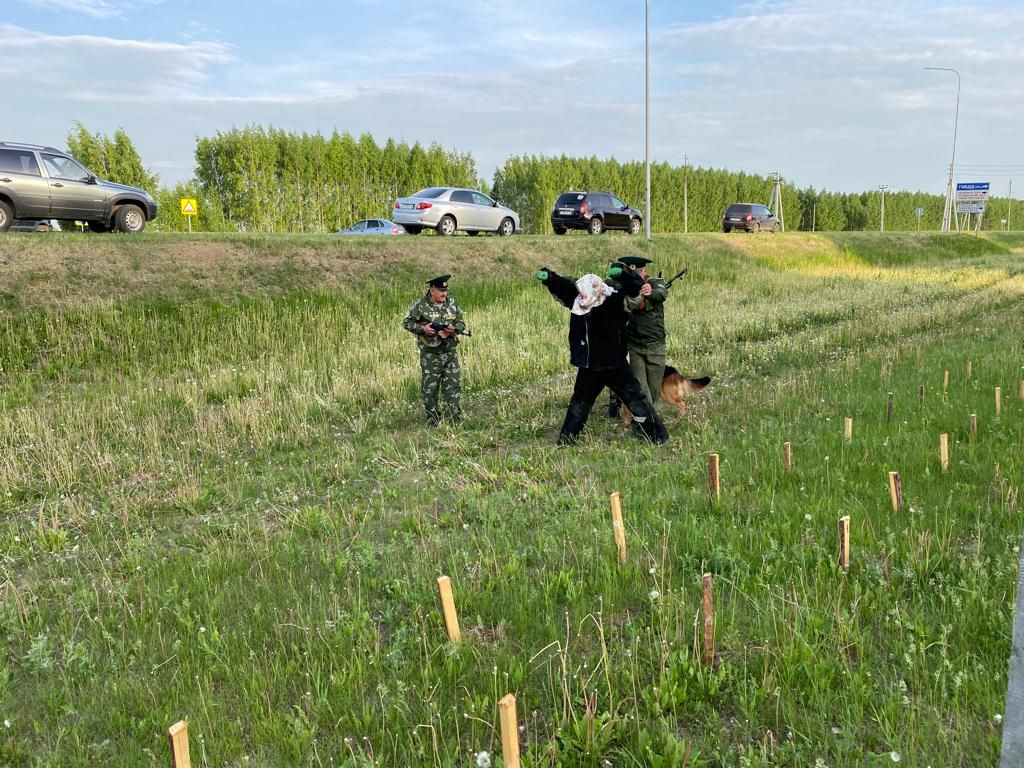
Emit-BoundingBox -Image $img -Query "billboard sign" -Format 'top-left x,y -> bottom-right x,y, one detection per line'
955,182 -> 990,202
956,203 -> 986,214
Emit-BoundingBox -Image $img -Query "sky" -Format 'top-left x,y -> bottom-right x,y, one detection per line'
3,0 -> 1022,196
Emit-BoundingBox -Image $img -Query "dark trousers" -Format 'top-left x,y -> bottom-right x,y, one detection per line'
559,365 -> 668,445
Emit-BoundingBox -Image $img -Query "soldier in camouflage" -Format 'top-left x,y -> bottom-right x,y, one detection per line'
608,255 -> 668,414
402,274 -> 467,425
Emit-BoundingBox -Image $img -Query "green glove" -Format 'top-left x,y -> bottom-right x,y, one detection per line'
607,263 -> 624,279
536,269 -> 549,282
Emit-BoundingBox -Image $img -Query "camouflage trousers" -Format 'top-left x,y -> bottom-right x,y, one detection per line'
420,348 -> 461,424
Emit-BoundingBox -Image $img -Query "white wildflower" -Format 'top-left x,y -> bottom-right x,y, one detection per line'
995,714 -> 1004,724
890,752 -> 901,762
649,590 -> 661,600
475,750 -> 492,767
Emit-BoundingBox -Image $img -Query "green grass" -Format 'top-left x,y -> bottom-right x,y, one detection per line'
1,231 -> 1023,766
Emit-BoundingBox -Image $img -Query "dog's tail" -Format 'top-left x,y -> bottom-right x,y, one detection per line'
664,365 -> 711,393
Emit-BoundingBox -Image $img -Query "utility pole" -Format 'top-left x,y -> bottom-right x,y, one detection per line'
683,154 -> 688,234
924,67 -> 960,233
879,185 -> 888,232
771,172 -> 785,231
812,201 -> 817,232
644,0 -> 651,241
1009,180 -> 1014,231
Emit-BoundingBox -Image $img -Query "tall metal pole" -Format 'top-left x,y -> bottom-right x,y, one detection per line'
683,154 -> 688,234
644,0 -> 651,240
1009,179 -> 1013,231
924,67 -> 960,233
879,185 -> 888,232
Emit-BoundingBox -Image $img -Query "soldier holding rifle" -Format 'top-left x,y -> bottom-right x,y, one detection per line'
402,274 -> 467,425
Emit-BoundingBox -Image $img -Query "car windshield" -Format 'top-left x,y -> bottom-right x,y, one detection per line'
411,188 -> 447,199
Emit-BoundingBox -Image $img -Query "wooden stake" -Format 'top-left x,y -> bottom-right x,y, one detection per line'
499,694 -> 521,768
168,721 -> 191,768
943,370 -> 949,394
783,441 -> 792,472
996,387 -> 1002,416
838,516 -> 850,571
708,453 -> 720,501
436,576 -> 461,643
888,471 -> 903,512
968,413 -> 977,442
1019,380 -> 1024,400
702,573 -> 714,667
886,392 -> 894,424
919,383 -> 925,404
609,492 -> 627,564
843,417 -> 853,443
940,433 -> 949,472
967,359 -> 973,379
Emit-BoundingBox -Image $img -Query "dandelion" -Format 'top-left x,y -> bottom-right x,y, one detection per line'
890,752 -> 901,763
199,626 -> 207,634
995,714 -> 1004,724
649,566 -> 657,575
649,590 -> 661,600
804,513 -> 812,521
3,720 -> 10,728
474,751 -> 492,767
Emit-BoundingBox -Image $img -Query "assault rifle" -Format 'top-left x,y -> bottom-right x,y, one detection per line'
663,268 -> 688,290
429,321 -> 472,337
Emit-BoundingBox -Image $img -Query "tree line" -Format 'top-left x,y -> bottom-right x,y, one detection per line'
66,124 -> 1016,234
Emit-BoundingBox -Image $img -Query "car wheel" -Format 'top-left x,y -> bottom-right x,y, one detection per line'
466,230 -> 480,236
588,217 -> 604,235
749,222 -> 760,233
771,223 -> 780,233
553,226 -> 567,235
114,204 -> 146,233
88,220 -> 111,233
627,218 -> 641,235
404,226 -> 421,235
0,200 -> 12,231
723,227 -> 731,233
497,217 -> 515,236
436,215 -> 457,236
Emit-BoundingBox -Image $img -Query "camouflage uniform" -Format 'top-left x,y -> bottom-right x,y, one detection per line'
623,276 -> 669,403
402,293 -> 466,424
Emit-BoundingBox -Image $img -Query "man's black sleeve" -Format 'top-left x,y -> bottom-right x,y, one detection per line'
544,271 -> 579,309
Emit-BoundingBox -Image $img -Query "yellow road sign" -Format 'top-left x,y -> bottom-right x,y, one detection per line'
180,199 -> 198,215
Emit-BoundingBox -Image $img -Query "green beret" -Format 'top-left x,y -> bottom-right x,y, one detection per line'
619,256 -> 652,268
427,274 -> 451,289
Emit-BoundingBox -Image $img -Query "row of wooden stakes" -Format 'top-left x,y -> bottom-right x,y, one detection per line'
163,374 -> 1019,766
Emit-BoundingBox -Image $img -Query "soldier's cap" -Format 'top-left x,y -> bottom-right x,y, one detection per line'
427,274 -> 451,289
619,256 -> 653,269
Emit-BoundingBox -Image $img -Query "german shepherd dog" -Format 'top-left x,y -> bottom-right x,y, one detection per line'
621,366 -> 711,422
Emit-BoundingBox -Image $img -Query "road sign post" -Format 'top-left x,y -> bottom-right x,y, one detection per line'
955,183 -> 989,234
180,199 -> 198,233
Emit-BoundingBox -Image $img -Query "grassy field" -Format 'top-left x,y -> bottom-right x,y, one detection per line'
1,230 -> 1023,767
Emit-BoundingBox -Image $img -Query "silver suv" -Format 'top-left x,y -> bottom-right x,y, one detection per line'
0,141 -> 158,233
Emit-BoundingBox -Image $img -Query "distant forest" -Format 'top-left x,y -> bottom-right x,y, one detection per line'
69,124 -> 1016,234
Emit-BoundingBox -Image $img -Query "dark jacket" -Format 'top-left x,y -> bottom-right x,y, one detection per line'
543,269 -> 644,370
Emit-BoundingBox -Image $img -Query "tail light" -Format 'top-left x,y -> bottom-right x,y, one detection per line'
415,202 -> 432,210
580,201 -> 587,215
394,200 -> 400,209
745,213 -> 753,221
391,227 -> 399,234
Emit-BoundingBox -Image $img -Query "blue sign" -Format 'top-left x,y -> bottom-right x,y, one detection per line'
914,207 -> 925,217
956,182 -> 990,192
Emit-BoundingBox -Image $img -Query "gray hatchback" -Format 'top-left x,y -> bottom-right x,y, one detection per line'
722,203 -> 780,233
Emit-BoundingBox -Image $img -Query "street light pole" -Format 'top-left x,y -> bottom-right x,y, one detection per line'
924,66 -> 960,233
644,0 -> 651,240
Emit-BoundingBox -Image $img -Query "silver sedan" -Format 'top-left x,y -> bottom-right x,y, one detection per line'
393,187 -> 519,236
336,218 -> 405,235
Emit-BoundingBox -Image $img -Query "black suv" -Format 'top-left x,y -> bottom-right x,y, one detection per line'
721,203 -> 780,233
0,141 -> 157,233
551,191 -> 643,235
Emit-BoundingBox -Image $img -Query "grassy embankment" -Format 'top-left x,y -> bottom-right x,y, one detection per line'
1,231 -> 1024,766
